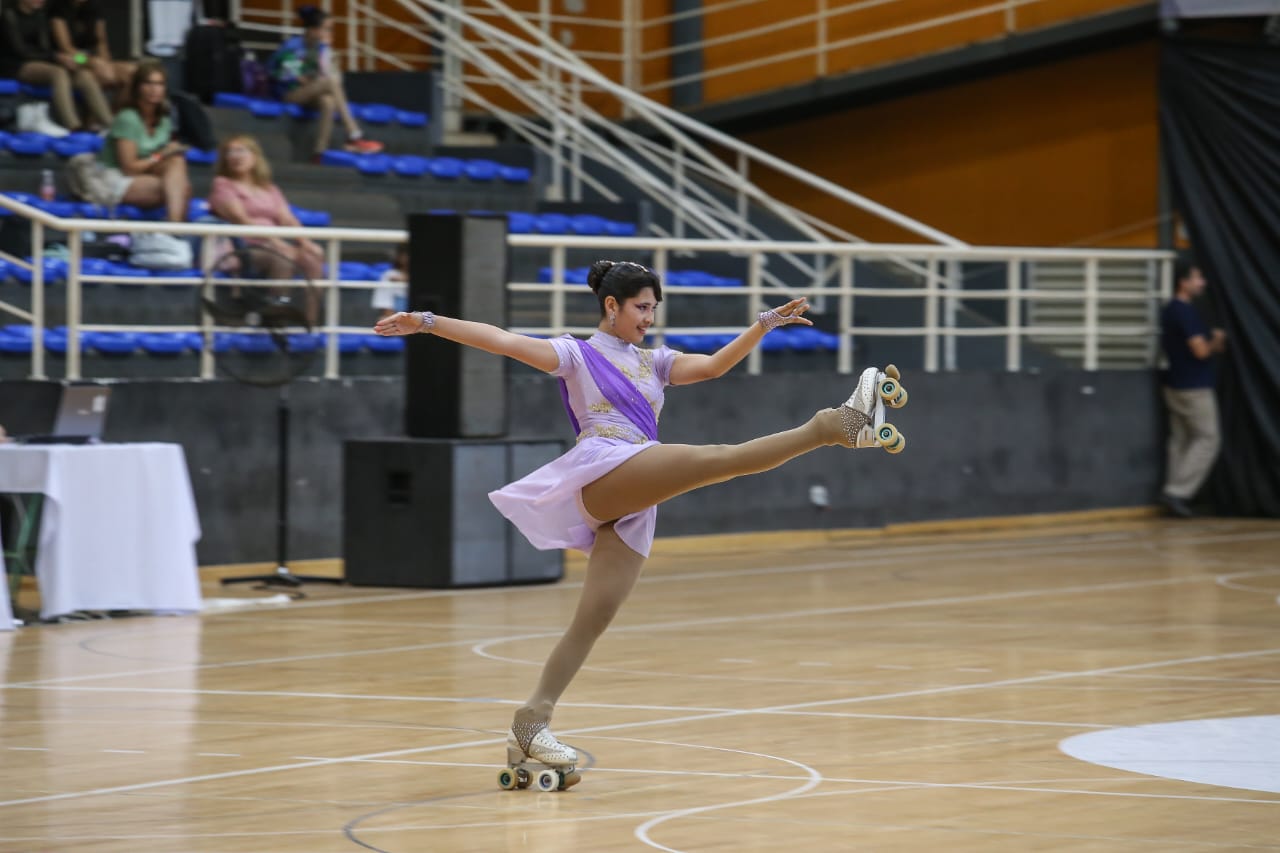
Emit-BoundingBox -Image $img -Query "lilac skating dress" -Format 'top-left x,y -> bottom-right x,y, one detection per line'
488,332 -> 677,558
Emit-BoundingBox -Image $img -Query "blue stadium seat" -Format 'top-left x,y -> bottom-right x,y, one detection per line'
20,83 -> 51,99
183,332 -> 233,353
0,258 -> 8,281
186,148 -> 217,165
365,334 -> 404,354
213,92 -> 252,109
338,261 -> 374,281
395,110 -> 428,128
499,165 -> 532,184
566,266 -> 590,284
86,331 -> 139,355
338,333 -> 366,353
66,131 -> 104,152
358,103 -> 396,125
320,150 -> 359,167
0,79 -> 19,95
283,103 -> 316,120
507,211 -> 536,233
760,330 -> 791,352
138,332 -> 191,355
286,333 -> 322,353
604,220 -> 638,237
463,160 -> 500,182
6,133 -> 51,157
535,213 -> 571,235
232,333 -> 276,354
248,99 -> 284,118
76,202 -> 108,218
188,198 -> 212,219
0,331 -> 31,354
428,157 -> 464,180
41,200 -> 78,218
50,138 -> 94,158
291,206 -> 330,226
392,155 -> 430,177
570,214 -> 608,236
355,153 -> 392,175
1,324 -> 32,339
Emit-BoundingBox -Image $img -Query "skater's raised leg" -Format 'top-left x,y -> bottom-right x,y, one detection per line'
580,366 -> 896,523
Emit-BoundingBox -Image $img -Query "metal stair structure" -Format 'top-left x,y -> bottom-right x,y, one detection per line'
1025,259 -> 1160,368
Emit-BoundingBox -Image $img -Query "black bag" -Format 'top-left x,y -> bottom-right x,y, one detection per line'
170,91 -> 217,151
182,24 -> 245,104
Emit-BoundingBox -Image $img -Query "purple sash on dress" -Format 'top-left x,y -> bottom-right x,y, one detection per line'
558,337 -> 660,442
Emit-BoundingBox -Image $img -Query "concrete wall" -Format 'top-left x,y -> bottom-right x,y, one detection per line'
0,366 -> 1162,566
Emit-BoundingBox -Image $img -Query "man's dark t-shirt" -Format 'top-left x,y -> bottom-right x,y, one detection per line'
1161,299 -> 1214,389
48,0 -> 103,51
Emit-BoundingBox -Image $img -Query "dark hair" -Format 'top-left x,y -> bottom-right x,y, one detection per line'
1174,254 -> 1200,288
125,59 -> 169,116
587,260 -> 661,316
298,5 -> 327,28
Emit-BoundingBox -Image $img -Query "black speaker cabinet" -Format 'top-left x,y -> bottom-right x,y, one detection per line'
405,214 -> 508,438
343,438 -> 564,588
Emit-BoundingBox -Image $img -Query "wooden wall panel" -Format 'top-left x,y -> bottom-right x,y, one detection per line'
698,0 -> 1150,105
737,40 -> 1160,248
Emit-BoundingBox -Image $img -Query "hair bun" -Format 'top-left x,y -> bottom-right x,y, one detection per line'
587,260 -> 615,294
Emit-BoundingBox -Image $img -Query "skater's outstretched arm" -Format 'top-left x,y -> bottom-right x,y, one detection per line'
668,297 -> 812,386
372,311 -> 560,373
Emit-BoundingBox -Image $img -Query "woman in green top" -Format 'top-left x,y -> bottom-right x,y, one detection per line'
96,59 -> 191,225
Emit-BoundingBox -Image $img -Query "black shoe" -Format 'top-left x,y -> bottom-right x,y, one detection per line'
1161,493 -> 1195,518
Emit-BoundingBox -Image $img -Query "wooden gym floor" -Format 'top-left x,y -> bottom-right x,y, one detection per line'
2,512 -> 1279,852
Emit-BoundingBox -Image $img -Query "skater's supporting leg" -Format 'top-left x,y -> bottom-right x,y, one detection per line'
516,522 -> 647,726
581,407 -> 858,524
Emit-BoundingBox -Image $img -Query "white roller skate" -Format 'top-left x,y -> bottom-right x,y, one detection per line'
840,364 -> 908,453
498,720 -> 581,792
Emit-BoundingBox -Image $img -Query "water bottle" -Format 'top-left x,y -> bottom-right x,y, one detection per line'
39,169 -> 56,203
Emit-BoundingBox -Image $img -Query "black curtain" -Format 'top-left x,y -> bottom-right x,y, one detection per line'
1160,38 -> 1280,517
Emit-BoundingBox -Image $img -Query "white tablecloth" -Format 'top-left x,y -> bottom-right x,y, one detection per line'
0,443 -> 202,620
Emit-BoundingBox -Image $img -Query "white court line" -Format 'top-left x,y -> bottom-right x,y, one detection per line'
4,556 -> 1227,692
8,526 -> 1272,691
1,687 -> 1113,729
4,645 -> 1277,810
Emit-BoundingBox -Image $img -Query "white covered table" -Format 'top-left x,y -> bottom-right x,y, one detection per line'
0,443 -> 202,620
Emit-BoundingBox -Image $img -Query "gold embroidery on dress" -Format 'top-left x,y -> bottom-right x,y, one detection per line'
588,401 -> 615,414
577,424 -> 646,444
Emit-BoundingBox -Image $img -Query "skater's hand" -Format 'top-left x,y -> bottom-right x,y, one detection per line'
374,311 -> 428,336
766,297 -> 813,327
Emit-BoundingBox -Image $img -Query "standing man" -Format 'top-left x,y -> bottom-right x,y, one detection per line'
1159,259 -> 1226,517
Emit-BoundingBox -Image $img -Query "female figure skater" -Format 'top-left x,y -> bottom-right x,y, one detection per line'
373,260 -> 904,788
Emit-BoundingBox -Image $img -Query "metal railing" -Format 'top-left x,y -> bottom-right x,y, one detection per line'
235,0 -> 1148,103
0,197 -> 1173,381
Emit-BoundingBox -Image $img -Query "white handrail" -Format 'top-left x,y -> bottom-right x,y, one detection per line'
0,197 -> 1172,383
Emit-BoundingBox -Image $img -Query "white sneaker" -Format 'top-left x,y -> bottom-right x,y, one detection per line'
17,103 -> 70,138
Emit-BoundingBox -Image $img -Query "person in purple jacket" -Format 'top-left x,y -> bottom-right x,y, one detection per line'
374,260 -> 907,786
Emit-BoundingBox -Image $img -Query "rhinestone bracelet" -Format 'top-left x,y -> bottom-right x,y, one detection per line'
757,309 -> 786,332
419,311 -> 436,333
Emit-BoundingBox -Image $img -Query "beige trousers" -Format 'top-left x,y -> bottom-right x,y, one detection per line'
1162,386 -> 1220,499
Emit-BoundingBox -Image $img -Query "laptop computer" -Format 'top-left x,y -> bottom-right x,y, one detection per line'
16,386 -> 112,445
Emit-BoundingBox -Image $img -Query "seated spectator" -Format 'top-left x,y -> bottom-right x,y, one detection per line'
209,134 -> 323,309
0,0 -> 114,133
371,243 -> 408,320
268,6 -> 383,162
48,0 -> 134,114
94,60 -> 191,235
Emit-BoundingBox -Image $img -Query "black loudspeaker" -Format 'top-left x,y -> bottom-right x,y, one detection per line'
406,214 -> 508,438
343,438 -> 564,588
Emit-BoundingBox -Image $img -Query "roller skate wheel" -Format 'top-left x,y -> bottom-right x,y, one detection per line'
535,769 -> 559,792
560,770 -> 582,790
876,423 -> 905,454
884,364 -> 900,381
516,768 -> 531,789
888,387 -> 908,409
878,378 -> 900,402
497,768 -> 518,790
